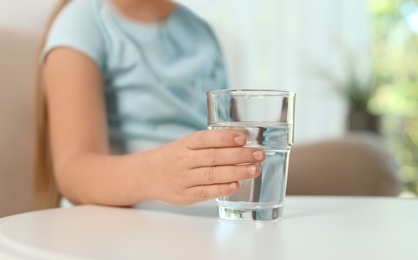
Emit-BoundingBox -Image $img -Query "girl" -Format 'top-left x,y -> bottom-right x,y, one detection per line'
36,0 -> 265,208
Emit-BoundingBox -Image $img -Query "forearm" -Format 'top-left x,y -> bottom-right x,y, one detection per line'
56,152 -> 152,207
51,130 -> 266,207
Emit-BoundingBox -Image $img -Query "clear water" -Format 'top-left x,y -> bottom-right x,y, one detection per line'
208,122 -> 293,220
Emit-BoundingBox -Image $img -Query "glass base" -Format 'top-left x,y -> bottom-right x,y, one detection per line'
218,205 -> 283,221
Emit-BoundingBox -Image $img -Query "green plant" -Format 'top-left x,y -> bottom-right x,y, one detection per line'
315,54 -> 380,113
369,0 -> 418,195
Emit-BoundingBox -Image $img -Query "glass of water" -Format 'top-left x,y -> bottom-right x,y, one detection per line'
207,89 -> 295,221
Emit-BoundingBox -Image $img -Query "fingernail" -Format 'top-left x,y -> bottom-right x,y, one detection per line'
229,182 -> 237,189
247,165 -> 257,175
253,150 -> 265,161
234,136 -> 245,146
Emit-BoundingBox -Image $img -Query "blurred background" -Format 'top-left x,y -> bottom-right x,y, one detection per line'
0,0 -> 417,217
181,0 -> 418,198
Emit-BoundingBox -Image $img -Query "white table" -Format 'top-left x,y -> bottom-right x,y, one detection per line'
0,196 -> 417,260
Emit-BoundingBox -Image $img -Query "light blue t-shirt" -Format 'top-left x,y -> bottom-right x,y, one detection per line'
44,0 -> 227,154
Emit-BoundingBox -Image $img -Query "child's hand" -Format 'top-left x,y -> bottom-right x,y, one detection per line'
141,130 -> 265,205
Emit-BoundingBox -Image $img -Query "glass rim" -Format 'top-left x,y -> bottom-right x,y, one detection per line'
207,89 -> 295,97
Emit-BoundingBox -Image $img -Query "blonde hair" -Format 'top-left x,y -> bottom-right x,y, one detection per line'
35,0 -> 70,209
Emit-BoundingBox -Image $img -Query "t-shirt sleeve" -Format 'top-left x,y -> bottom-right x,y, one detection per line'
42,0 -> 106,69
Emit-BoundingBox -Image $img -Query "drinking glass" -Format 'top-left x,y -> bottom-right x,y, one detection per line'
207,89 -> 296,221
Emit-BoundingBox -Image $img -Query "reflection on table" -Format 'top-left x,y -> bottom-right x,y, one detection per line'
0,196 -> 417,260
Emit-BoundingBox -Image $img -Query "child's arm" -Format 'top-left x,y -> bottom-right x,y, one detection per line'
44,48 -> 265,206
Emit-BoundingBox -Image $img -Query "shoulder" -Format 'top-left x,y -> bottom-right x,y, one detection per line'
57,0 -> 102,21
44,0 -> 107,69
176,4 -> 224,51
175,4 -> 209,27
173,4 -> 219,42
51,0 -> 105,39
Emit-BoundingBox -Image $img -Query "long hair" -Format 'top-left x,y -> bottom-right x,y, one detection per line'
35,0 -> 70,209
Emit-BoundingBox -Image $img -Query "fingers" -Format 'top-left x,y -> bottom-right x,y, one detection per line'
184,182 -> 240,204
184,130 -> 247,150
189,147 -> 265,168
187,164 -> 261,186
